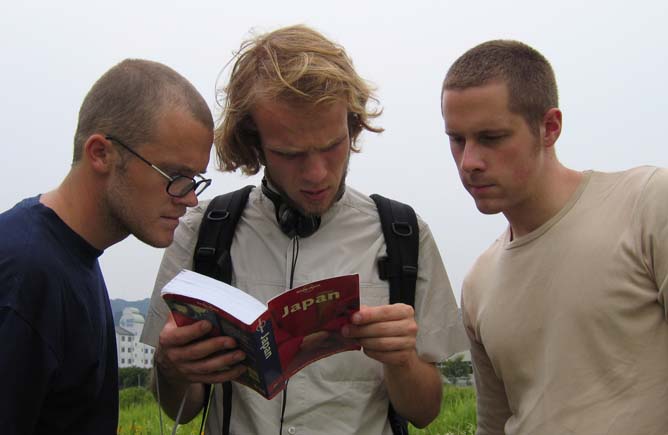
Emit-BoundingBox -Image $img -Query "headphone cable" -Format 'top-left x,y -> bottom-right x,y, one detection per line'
289,236 -> 299,290
279,235 -> 299,435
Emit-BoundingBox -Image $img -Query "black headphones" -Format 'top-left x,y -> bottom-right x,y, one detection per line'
261,178 -> 321,238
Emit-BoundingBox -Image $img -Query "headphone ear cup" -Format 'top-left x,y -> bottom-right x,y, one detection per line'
278,204 -> 299,238
296,214 -> 321,238
278,203 -> 321,238
262,178 -> 321,238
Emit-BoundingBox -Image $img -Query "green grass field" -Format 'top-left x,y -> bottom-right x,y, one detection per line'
117,387 -> 201,435
409,385 -> 477,435
118,385 -> 476,435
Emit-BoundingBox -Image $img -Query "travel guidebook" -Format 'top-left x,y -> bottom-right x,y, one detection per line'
161,270 -> 360,399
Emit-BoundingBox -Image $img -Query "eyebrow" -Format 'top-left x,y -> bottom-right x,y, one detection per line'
445,128 -> 510,136
324,135 -> 348,147
265,134 -> 348,153
160,163 -> 207,176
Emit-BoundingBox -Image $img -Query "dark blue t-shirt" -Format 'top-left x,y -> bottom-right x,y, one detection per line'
0,196 -> 118,434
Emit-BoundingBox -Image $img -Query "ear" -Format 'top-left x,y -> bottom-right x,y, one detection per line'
83,134 -> 115,174
542,108 -> 562,149
256,142 -> 267,166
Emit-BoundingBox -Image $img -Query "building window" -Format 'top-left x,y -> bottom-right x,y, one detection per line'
121,359 -> 125,364
121,347 -> 125,352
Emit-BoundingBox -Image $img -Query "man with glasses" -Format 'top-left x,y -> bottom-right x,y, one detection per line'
0,59 -> 213,434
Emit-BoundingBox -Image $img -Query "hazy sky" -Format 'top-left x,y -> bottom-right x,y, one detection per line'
2,1 -> 666,303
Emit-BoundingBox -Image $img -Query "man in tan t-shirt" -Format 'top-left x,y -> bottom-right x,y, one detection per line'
441,40 -> 668,435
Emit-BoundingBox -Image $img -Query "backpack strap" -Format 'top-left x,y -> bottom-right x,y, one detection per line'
193,185 -> 253,435
193,185 -> 254,282
370,193 -> 419,435
370,194 -> 419,306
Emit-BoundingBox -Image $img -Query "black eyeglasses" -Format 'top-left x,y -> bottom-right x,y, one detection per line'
105,135 -> 212,198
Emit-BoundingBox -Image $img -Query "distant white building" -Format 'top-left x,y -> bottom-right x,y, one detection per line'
115,307 -> 154,369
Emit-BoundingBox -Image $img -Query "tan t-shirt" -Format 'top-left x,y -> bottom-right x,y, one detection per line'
463,167 -> 668,435
142,185 -> 468,435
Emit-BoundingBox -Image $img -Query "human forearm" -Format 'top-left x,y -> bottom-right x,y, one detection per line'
150,316 -> 247,422
384,355 -> 442,428
343,304 -> 443,426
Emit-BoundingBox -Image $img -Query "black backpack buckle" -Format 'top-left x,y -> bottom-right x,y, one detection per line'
378,256 -> 391,280
207,209 -> 230,221
378,257 -> 417,280
196,246 -> 216,257
391,222 -> 413,237
402,265 -> 417,278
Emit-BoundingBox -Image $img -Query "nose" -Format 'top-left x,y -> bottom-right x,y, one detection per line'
173,189 -> 199,207
459,142 -> 485,173
302,152 -> 328,185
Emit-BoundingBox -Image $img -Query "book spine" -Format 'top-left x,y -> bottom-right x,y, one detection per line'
249,314 -> 284,398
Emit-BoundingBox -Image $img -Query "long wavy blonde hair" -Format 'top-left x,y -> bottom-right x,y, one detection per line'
214,25 -> 383,175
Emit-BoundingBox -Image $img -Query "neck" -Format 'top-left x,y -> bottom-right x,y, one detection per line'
505,163 -> 583,240
40,167 -> 128,250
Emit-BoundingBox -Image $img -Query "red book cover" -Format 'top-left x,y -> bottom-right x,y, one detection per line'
161,270 -> 360,399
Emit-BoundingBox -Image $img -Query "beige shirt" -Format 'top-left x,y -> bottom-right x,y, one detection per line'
463,167 -> 668,435
142,185 -> 467,435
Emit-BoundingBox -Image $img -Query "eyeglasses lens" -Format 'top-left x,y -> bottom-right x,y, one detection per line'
168,177 -> 196,197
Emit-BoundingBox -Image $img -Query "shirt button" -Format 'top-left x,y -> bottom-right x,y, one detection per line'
287,427 -> 296,434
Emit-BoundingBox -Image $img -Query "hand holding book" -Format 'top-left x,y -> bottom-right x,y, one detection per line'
161,270 -> 360,399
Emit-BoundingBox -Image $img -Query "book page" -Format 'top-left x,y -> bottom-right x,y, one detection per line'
161,270 -> 267,325
266,274 -> 361,379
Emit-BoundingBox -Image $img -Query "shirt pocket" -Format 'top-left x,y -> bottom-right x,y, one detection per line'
312,348 -> 384,383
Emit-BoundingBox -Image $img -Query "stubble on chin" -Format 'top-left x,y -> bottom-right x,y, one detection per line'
264,164 -> 349,218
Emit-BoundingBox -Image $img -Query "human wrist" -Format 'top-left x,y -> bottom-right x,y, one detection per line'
153,348 -> 190,391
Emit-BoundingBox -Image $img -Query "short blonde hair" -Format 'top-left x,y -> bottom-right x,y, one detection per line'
215,25 -> 383,175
